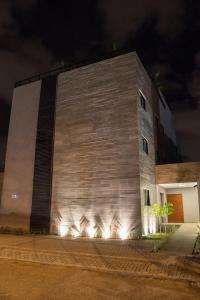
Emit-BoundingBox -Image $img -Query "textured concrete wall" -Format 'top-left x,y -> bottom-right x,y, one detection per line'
0,81 -> 41,230
156,162 -> 200,184
51,53 -> 142,237
0,51 -> 159,236
136,57 -> 157,234
0,172 -> 3,204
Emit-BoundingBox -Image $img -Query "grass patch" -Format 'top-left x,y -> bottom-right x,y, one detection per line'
142,225 -> 180,252
144,232 -> 169,240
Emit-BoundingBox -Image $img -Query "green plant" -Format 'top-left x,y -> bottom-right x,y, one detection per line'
151,203 -> 174,232
0,226 -> 28,235
151,203 -> 163,217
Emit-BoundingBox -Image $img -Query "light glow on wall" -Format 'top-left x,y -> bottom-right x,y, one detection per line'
11,194 -> 18,199
59,224 -> 68,237
149,215 -> 157,234
103,228 -> 111,239
88,226 -> 95,238
143,215 -> 149,236
72,228 -> 80,238
143,212 -> 157,236
58,216 -> 132,240
103,228 -> 110,239
119,227 -> 129,240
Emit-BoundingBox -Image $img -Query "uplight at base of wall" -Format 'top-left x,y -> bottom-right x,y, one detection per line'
59,224 -> 68,237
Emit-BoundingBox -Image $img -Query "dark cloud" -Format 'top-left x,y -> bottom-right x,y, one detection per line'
98,0 -> 185,43
0,0 -> 53,102
15,0 -> 36,11
97,0 -> 191,103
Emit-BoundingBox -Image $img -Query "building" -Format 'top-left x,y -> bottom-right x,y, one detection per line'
0,52 -> 199,238
0,172 -> 3,202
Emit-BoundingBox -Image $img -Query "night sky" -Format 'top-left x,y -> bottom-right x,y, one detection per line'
0,0 -> 200,170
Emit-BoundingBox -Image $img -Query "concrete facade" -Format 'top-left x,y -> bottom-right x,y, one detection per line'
136,58 -> 157,234
156,162 -> 200,184
1,51 -> 196,237
51,53 -> 143,237
0,172 -> 3,204
0,81 -> 41,230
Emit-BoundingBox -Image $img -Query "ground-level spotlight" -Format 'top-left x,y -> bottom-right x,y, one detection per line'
72,228 -> 80,238
88,226 -> 95,238
103,228 -> 110,239
59,225 -> 68,237
119,227 -> 129,240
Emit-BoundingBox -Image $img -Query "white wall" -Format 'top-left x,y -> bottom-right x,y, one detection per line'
0,81 -> 41,229
166,187 -> 199,222
157,185 -> 167,204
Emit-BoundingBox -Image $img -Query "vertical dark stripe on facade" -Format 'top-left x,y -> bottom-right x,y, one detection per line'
30,76 -> 57,233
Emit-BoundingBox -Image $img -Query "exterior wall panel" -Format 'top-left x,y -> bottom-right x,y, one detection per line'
30,76 -> 57,233
156,162 -> 200,184
0,51 -> 161,236
136,57 -> 157,234
51,53 -> 142,237
0,172 -> 3,204
0,81 -> 41,230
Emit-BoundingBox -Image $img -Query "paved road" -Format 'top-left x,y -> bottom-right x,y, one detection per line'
0,258 -> 199,300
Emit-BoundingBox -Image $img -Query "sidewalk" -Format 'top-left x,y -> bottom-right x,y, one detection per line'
0,234 -> 155,258
0,232 -> 199,283
0,233 -> 199,283
161,223 -> 198,255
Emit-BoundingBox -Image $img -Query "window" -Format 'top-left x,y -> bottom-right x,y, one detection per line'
142,137 -> 149,154
144,189 -> 151,206
139,91 -> 146,110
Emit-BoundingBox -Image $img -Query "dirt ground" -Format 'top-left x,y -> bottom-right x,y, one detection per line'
0,258 -> 200,300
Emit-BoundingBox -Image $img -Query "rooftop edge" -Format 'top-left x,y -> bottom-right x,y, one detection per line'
15,49 -> 137,88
